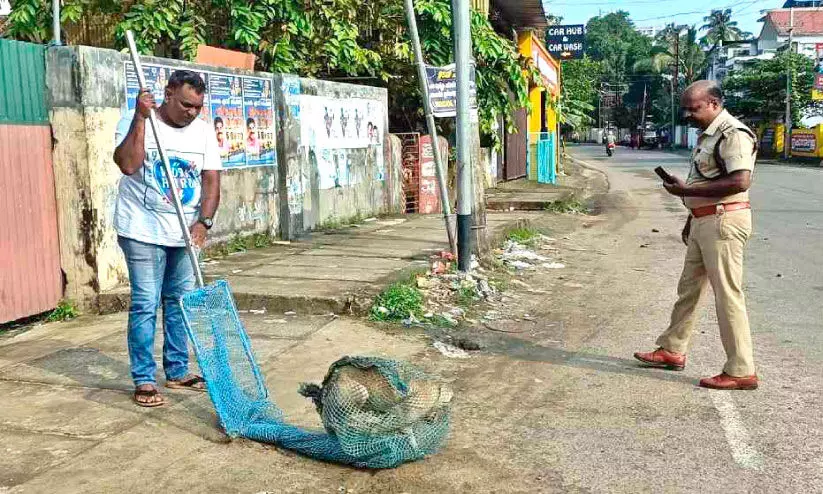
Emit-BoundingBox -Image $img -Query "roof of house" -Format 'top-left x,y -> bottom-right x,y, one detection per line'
761,8 -> 823,37
490,0 -> 547,30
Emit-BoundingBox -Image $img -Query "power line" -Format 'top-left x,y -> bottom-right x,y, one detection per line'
632,0 -> 768,22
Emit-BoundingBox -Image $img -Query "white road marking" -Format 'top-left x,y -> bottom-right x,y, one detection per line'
709,391 -> 764,470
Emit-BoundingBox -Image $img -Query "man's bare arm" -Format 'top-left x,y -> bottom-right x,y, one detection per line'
113,89 -> 154,176
200,170 -> 221,219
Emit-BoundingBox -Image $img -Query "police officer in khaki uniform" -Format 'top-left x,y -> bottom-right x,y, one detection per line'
635,80 -> 759,390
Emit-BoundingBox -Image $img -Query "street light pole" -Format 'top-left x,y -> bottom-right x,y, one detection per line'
785,7 -> 794,160
52,0 -> 61,45
453,0 -> 473,272
669,76 -> 675,148
673,32 -> 680,101
403,0 -> 457,255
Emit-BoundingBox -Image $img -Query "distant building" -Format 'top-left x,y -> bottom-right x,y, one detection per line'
706,39 -> 773,82
637,25 -> 662,38
758,8 -> 823,58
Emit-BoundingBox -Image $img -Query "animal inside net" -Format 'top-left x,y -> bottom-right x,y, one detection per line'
180,280 -> 451,469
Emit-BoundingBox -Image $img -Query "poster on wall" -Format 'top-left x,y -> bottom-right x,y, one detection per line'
208,74 -> 245,167
761,127 -> 775,151
299,95 -> 384,149
242,77 -> 276,166
122,62 -> 276,169
313,148 -> 363,189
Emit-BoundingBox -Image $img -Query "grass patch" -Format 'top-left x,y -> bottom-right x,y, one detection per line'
47,300 -> 79,322
369,281 -> 424,322
507,227 -> 541,247
318,211 -> 367,231
205,232 -> 276,258
488,275 -> 510,292
456,284 -> 478,307
544,196 -> 589,214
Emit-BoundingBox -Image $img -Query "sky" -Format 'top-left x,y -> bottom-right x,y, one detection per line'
542,0 -> 788,38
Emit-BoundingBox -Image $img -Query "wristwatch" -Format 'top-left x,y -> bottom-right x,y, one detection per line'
198,216 -> 214,230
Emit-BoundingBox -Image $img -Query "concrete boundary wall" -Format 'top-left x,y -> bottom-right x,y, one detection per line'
45,45 -> 400,307
274,75 -> 399,239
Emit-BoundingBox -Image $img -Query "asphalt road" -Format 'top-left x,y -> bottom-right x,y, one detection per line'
574,143 -> 823,361
560,144 -> 823,491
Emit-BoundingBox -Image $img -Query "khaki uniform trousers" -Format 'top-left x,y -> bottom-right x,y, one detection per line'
656,208 -> 756,377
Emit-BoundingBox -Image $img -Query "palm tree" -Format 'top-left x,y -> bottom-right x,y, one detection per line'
700,9 -> 751,48
634,24 -> 707,85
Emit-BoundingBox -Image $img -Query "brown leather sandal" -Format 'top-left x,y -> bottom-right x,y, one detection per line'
165,375 -> 207,392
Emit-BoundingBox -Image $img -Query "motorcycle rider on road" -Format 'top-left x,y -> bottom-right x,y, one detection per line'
605,132 -> 616,156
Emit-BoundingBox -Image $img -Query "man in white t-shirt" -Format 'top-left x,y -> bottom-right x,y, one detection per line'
113,70 -> 222,407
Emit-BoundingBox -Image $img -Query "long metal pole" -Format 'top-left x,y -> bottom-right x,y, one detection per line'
125,31 -> 205,287
673,32 -> 679,102
670,77 -> 675,149
52,0 -> 61,45
785,8 -> 794,160
453,0 -> 472,272
640,82 -> 647,131
403,0 -> 457,255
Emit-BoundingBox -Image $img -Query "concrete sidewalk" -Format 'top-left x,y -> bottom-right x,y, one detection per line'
0,310 -> 433,492
98,213 -> 530,317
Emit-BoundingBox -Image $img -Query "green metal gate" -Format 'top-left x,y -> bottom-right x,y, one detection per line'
0,38 -> 62,323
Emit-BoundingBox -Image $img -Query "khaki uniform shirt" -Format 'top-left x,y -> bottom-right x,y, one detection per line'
685,110 -> 757,209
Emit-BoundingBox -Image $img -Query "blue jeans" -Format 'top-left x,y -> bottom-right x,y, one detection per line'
118,236 -> 195,387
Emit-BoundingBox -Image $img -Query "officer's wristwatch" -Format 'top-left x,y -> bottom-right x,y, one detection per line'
198,216 -> 214,230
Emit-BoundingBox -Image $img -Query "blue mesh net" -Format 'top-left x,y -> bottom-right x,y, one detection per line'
179,280 -> 452,469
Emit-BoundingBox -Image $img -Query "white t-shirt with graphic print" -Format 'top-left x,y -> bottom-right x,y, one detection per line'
114,114 -> 223,247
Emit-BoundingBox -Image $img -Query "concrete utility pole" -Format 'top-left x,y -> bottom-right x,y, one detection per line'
785,7 -> 794,160
673,32 -> 679,101
669,76 -> 675,148
403,0 -> 457,255
52,0 -> 61,45
640,82 -> 647,131
452,0 -> 473,271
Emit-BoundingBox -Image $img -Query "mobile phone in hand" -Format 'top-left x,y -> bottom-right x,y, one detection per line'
654,166 -> 676,184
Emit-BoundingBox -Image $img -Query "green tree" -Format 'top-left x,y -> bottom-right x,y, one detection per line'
700,9 -> 751,48
558,56 -> 601,129
635,24 -> 706,85
724,52 -> 821,124
6,0 -> 536,147
585,11 -> 651,83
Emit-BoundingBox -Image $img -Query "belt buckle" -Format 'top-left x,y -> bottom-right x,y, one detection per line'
716,204 -> 725,216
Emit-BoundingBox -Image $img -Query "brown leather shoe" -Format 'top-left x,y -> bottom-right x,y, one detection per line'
699,373 -> 758,390
633,347 -> 686,371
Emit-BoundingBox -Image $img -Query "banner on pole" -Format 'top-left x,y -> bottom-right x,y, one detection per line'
425,61 -> 477,118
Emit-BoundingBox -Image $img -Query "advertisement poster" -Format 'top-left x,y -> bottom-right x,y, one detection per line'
124,63 -> 211,124
425,62 -> 478,118
208,73 -> 245,166
791,131 -> 817,155
242,77 -> 276,166
299,95 -> 384,148
761,127 -> 775,150
418,136 -> 441,214
122,62 -> 276,169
